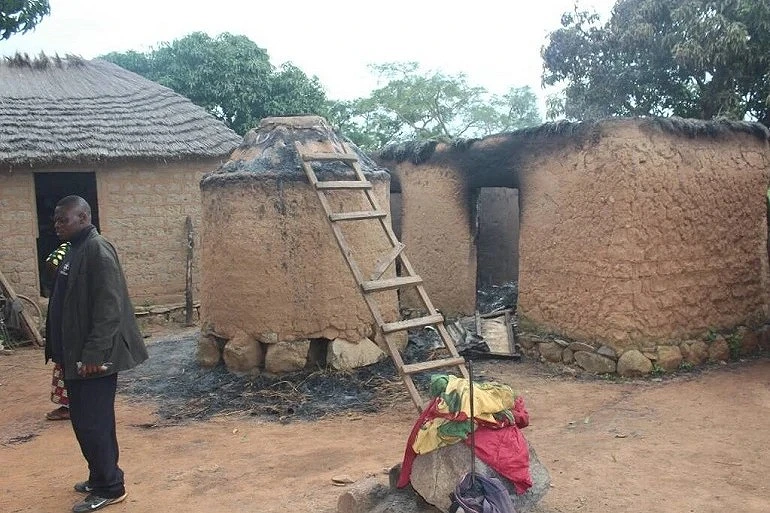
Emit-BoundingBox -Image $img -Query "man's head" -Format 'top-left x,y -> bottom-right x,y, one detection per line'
54,196 -> 92,241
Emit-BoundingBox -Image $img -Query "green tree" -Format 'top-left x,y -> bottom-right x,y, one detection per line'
101,32 -> 327,135
329,62 -> 541,150
542,0 -> 770,124
0,0 -> 50,40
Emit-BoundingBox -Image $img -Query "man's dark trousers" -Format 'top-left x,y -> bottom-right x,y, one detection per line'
65,373 -> 125,498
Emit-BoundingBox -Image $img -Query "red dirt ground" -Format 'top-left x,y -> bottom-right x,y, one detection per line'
1,334 -> 768,513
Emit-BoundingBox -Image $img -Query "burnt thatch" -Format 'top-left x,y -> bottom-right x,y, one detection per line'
377,117 -> 770,166
201,116 -> 390,188
0,55 -> 241,167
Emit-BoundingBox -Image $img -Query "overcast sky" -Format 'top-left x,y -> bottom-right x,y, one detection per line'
1,0 -> 616,113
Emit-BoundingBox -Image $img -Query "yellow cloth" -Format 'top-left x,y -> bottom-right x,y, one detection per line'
412,375 -> 516,455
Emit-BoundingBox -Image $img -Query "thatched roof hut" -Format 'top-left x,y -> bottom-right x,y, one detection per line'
199,116 -> 401,374
0,54 -> 239,167
378,117 -> 770,353
0,54 -> 240,305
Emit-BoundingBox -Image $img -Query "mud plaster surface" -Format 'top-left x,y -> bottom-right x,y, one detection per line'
517,125 -> 770,349
200,177 -> 400,344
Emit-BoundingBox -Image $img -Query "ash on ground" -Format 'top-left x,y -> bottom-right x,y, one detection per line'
119,331 -> 437,423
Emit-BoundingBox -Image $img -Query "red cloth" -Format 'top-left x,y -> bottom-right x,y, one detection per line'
397,395 -> 532,494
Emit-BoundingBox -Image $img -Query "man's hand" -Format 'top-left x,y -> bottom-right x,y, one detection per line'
76,362 -> 112,377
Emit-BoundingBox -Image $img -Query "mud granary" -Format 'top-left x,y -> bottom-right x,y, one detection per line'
379,117 -> 770,359
0,55 -> 240,305
197,116 -> 404,374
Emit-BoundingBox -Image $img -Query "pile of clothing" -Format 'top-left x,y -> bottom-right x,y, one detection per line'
397,374 -> 532,494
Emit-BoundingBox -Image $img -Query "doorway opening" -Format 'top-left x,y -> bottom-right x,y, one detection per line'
34,172 -> 100,296
475,187 -> 519,312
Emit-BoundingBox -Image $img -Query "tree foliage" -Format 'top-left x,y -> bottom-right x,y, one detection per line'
101,32 -> 327,135
329,62 -> 541,150
0,0 -> 50,40
542,0 -> 770,124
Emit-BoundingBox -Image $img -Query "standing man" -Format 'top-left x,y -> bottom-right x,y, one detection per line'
45,195 -> 148,513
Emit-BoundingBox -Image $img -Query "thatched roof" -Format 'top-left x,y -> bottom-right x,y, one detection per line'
0,55 -> 241,167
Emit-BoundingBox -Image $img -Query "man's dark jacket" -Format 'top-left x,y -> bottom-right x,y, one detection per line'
45,228 -> 148,380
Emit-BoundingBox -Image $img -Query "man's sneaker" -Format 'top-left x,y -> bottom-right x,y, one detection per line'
72,492 -> 127,512
73,481 -> 93,494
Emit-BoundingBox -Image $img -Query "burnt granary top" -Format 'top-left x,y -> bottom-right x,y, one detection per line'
200,115 -> 390,188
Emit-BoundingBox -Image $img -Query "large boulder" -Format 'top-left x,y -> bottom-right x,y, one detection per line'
409,441 -> 549,513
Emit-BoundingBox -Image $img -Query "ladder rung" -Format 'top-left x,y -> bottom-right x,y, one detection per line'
316,181 -> 372,190
329,210 -> 387,222
301,151 -> 359,162
402,357 -> 466,375
362,275 -> 423,292
382,313 -> 444,333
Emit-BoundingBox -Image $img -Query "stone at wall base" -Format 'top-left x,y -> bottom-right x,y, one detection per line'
196,333 -> 221,367
264,339 -> 311,374
328,337 -> 386,370
617,350 -> 653,377
223,330 -> 263,372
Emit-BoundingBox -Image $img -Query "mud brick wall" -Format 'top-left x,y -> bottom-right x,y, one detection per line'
517,123 -> 770,350
97,160 -> 220,305
477,187 -> 519,286
391,162 -> 477,316
0,171 -> 39,298
0,159 -> 222,305
200,177 -> 400,345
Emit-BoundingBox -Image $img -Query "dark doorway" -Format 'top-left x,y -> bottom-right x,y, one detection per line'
34,172 -> 100,295
476,187 -> 519,287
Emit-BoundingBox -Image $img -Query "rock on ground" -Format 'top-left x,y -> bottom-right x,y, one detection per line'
408,441 -> 549,513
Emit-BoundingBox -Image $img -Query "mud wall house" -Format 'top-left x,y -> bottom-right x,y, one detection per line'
378,118 -> 770,354
198,116 -> 403,374
0,56 -> 241,306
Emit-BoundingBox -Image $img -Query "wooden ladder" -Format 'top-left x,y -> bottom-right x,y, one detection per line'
295,141 -> 469,411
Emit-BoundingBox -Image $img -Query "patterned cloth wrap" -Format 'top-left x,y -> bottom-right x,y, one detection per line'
46,242 -> 71,268
47,242 -> 71,407
413,374 -> 520,454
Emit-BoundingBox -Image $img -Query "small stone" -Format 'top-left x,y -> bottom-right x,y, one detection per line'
736,327 -> 759,356
759,325 -> 770,351
573,351 -> 616,374
257,332 -> 279,345
538,341 -> 564,363
568,342 -> 595,353
597,345 -> 617,360
553,338 -> 569,348
708,336 -> 730,362
517,334 -> 540,350
617,350 -> 653,377
642,351 -> 657,361
655,345 -> 682,372
562,348 -> 574,364
680,340 -> 708,366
